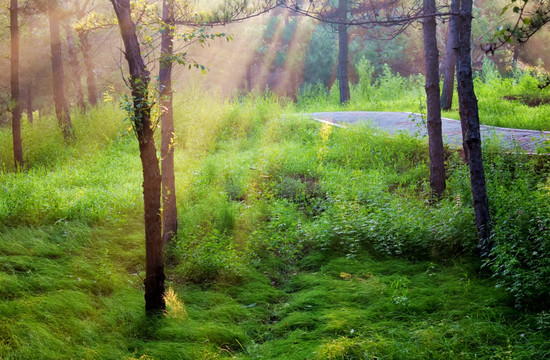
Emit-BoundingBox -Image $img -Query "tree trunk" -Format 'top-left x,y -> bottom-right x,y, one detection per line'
337,0 -> 350,105
26,86 -> 33,124
78,31 -> 98,106
11,0 -> 23,170
64,16 -> 86,111
159,0 -> 178,244
452,0 -> 492,256
48,0 -> 74,141
423,0 -> 446,198
111,0 -> 165,314
440,25 -> 455,110
75,0 -> 98,106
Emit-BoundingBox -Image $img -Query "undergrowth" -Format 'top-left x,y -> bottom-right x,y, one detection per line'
0,87 -> 549,359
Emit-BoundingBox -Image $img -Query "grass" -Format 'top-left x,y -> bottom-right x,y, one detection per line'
297,57 -> 550,132
0,79 -> 549,359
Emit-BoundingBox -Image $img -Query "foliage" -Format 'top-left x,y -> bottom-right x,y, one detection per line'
483,153 -> 550,310
353,56 -> 375,100
495,0 -> 550,44
301,24 -> 338,88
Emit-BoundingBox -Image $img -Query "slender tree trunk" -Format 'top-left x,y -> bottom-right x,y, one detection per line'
11,0 -> 23,170
337,0 -> 350,104
423,0 -> 446,198
64,18 -> 86,110
78,31 -> 98,106
111,0 -> 165,314
48,0 -> 74,141
440,25 -> 456,110
159,0 -> 177,244
452,0 -> 492,256
75,0 -> 98,106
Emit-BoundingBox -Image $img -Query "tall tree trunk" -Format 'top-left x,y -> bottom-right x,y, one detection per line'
48,0 -> 74,141
423,0 -> 446,198
440,25 -> 456,110
26,86 -> 33,124
64,18 -> 86,110
159,0 -> 177,244
111,0 -> 165,314
75,0 -> 98,106
11,0 -> 23,170
337,0 -> 350,104
452,0 -> 492,256
78,31 -> 98,106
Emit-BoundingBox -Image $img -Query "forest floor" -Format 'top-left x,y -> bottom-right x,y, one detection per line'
309,111 -> 550,153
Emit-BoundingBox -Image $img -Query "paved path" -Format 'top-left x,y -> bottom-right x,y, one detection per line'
310,111 -> 550,154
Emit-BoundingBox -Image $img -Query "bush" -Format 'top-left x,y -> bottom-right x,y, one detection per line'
485,154 -> 550,310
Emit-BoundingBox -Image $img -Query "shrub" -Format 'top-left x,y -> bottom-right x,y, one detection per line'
485,153 -> 550,310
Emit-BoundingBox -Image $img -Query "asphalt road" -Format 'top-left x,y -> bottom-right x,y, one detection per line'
310,111 -> 550,154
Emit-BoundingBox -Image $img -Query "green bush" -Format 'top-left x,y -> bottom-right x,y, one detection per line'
485,153 -> 550,310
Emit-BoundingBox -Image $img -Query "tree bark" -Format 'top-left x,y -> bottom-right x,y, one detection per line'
423,0 -> 446,198
11,0 -> 23,170
111,0 -> 165,314
159,0 -> 178,244
48,0 -> 74,141
440,25 -> 455,110
452,0 -> 492,256
337,0 -> 350,104
64,17 -> 86,111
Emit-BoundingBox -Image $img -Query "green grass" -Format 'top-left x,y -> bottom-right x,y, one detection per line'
296,58 -> 550,132
0,85 -> 549,359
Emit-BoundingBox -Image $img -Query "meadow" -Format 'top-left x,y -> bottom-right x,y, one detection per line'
1,65 -> 550,359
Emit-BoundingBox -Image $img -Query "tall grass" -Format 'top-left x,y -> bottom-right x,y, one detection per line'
0,86 -> 549,359
0,103 -> 128,171
0,103 -> 142,227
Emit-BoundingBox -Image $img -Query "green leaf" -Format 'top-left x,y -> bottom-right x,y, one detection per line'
500,4 -> 510,15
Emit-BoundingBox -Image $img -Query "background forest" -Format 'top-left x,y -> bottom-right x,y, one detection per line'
1,0 -> 550,359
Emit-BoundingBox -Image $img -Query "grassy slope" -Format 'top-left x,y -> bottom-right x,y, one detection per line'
0,84 -> 549,359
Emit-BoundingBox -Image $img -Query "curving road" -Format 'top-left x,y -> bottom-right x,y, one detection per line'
310,111 -> 550,154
